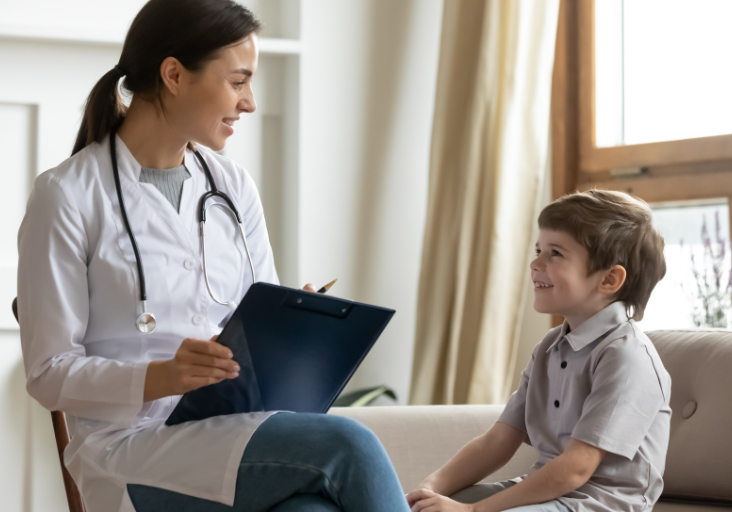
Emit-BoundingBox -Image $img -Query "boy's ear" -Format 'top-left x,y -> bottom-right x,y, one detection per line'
599,265 -> 626,296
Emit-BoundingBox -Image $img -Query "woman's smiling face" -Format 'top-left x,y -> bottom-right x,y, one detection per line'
175,35 -> 259,151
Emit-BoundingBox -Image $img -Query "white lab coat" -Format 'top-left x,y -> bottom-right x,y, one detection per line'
17,134 -> 280,512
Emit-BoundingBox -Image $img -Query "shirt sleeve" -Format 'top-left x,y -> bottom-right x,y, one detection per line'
18,172 -> 148,427
571,337 -> 665,460
498,343 -> 538,434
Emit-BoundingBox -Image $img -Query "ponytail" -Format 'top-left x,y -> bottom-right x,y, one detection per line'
72,68 -> 127,156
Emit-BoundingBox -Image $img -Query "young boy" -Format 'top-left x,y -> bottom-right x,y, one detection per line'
407,190 -> 671,512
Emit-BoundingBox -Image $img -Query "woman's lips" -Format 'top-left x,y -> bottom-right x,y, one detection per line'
221,119 -> 235,135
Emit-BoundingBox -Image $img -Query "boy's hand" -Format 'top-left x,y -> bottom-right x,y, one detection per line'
407,488 -> 474,512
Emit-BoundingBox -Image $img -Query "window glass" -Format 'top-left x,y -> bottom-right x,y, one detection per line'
595,0 -> 732,147
639,200 -> 731,331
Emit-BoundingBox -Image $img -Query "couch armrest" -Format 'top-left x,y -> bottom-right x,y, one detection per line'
330,405 -> 539,492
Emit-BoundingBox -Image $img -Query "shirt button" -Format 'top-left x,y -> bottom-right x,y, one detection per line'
561,361 -> 567,369
192,314 -> 205,325
554,400 -> 560,408
184,259 -> 197,270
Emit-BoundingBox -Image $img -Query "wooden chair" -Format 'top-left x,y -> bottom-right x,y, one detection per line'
12,298 -> 86,512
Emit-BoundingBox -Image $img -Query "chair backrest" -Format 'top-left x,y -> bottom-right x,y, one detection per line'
12,298 -> 85,512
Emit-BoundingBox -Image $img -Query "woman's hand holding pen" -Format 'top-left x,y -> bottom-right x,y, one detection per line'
144,335 -> 240,401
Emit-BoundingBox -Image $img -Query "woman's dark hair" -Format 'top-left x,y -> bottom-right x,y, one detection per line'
72,0 -> 261,156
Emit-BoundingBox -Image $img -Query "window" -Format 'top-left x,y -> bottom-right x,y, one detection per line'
551,0 -> 732,327
640,200 -> 731,330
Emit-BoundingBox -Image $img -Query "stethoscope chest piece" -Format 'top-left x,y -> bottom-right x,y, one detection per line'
136,303 -> 157,334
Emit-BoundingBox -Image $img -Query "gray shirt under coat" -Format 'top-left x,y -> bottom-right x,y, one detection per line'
139,165 -> 191,213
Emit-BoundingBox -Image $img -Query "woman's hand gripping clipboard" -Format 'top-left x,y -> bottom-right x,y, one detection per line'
166,282 -> 395,425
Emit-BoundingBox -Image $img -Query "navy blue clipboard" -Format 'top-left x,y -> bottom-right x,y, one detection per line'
165,282 -> 395,425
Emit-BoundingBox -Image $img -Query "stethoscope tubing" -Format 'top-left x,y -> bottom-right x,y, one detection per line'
110,130 -> 256,333
110,132 -> 148,302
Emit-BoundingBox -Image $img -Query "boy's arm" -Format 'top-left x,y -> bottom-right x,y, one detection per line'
413,422 -> 527,497
472,439 -> 605,512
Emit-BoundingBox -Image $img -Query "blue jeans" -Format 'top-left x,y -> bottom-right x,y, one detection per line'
127,413 -> 410,511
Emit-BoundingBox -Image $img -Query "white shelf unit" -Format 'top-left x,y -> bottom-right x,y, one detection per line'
0,0 -> 303,288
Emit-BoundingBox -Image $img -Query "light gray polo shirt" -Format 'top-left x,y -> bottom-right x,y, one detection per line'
498,301 -> 672,512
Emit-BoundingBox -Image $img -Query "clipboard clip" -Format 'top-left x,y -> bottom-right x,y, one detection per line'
283,291 -> 353,319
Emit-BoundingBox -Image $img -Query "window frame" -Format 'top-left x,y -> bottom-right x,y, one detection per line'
550,0 -> 732,327
553,0 -> 732,205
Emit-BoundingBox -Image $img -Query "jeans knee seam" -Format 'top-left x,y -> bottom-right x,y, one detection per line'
239,461 -> 344,506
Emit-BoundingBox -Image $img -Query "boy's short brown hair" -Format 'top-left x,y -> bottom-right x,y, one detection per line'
538,189 -> 666,320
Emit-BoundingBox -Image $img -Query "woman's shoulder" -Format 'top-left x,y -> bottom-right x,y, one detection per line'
38,141 -> 106,190
32,142 -> 106,205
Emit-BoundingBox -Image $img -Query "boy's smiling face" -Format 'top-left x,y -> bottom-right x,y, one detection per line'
531,229 -> 626,328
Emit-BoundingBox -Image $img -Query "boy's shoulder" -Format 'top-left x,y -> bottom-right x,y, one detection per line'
593,320 -> 671,401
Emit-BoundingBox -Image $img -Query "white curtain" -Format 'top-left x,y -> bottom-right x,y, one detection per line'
411,0 -> 559,405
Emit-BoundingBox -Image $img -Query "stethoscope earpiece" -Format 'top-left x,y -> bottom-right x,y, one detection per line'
225,301 -> 238,311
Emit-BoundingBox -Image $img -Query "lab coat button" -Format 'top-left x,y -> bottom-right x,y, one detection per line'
193,314 -> 205,325
184,259 -> 197,270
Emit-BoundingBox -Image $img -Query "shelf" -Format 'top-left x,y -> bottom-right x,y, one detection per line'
0,24 -> 301,55
258,38 -> 301,55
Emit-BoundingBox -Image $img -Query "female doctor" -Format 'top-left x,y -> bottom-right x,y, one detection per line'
17,1 -> 410,511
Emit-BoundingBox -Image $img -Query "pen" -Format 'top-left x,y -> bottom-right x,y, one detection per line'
317,279 -> 338,294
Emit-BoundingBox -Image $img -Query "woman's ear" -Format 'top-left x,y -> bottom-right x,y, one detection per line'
599,265 -> 627,296
159,57 -> 184,96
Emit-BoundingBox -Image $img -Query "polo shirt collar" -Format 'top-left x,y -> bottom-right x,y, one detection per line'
546,301 -> 629,353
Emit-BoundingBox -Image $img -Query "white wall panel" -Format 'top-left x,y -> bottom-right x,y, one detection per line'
0,335 -> 28,512
0,103 -> 36,329
300,0 -> 444,403
0,0 -> 146,43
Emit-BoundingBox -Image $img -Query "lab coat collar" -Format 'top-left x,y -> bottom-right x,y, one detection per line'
546,301 -> 629,353
112,134 -> 201,182
105,134 -> 204,256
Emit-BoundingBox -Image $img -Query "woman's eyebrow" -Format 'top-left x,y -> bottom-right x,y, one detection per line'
232,68 -> 253,76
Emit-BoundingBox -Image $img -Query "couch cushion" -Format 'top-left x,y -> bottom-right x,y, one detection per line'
331,405 -> 538,492
653,501 -> 732,512
646,330 -> 732,503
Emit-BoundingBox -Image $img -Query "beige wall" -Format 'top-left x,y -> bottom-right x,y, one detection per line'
299,0 -> 444,404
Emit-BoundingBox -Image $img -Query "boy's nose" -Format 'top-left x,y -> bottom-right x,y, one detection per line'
530,256 -> 544,272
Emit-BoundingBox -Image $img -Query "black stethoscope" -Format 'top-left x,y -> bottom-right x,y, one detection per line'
110,131 -> 256,334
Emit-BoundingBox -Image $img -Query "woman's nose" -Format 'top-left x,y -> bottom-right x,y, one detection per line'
239,92 -> 256,114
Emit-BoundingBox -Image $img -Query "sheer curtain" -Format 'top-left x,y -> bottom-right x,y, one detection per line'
410,0 -> 559,405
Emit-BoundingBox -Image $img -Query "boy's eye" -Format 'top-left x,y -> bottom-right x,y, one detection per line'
535,248 -> 541,255
551,250 -> 562,257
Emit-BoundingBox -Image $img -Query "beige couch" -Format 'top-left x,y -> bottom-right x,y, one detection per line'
332,330 -> 732,511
